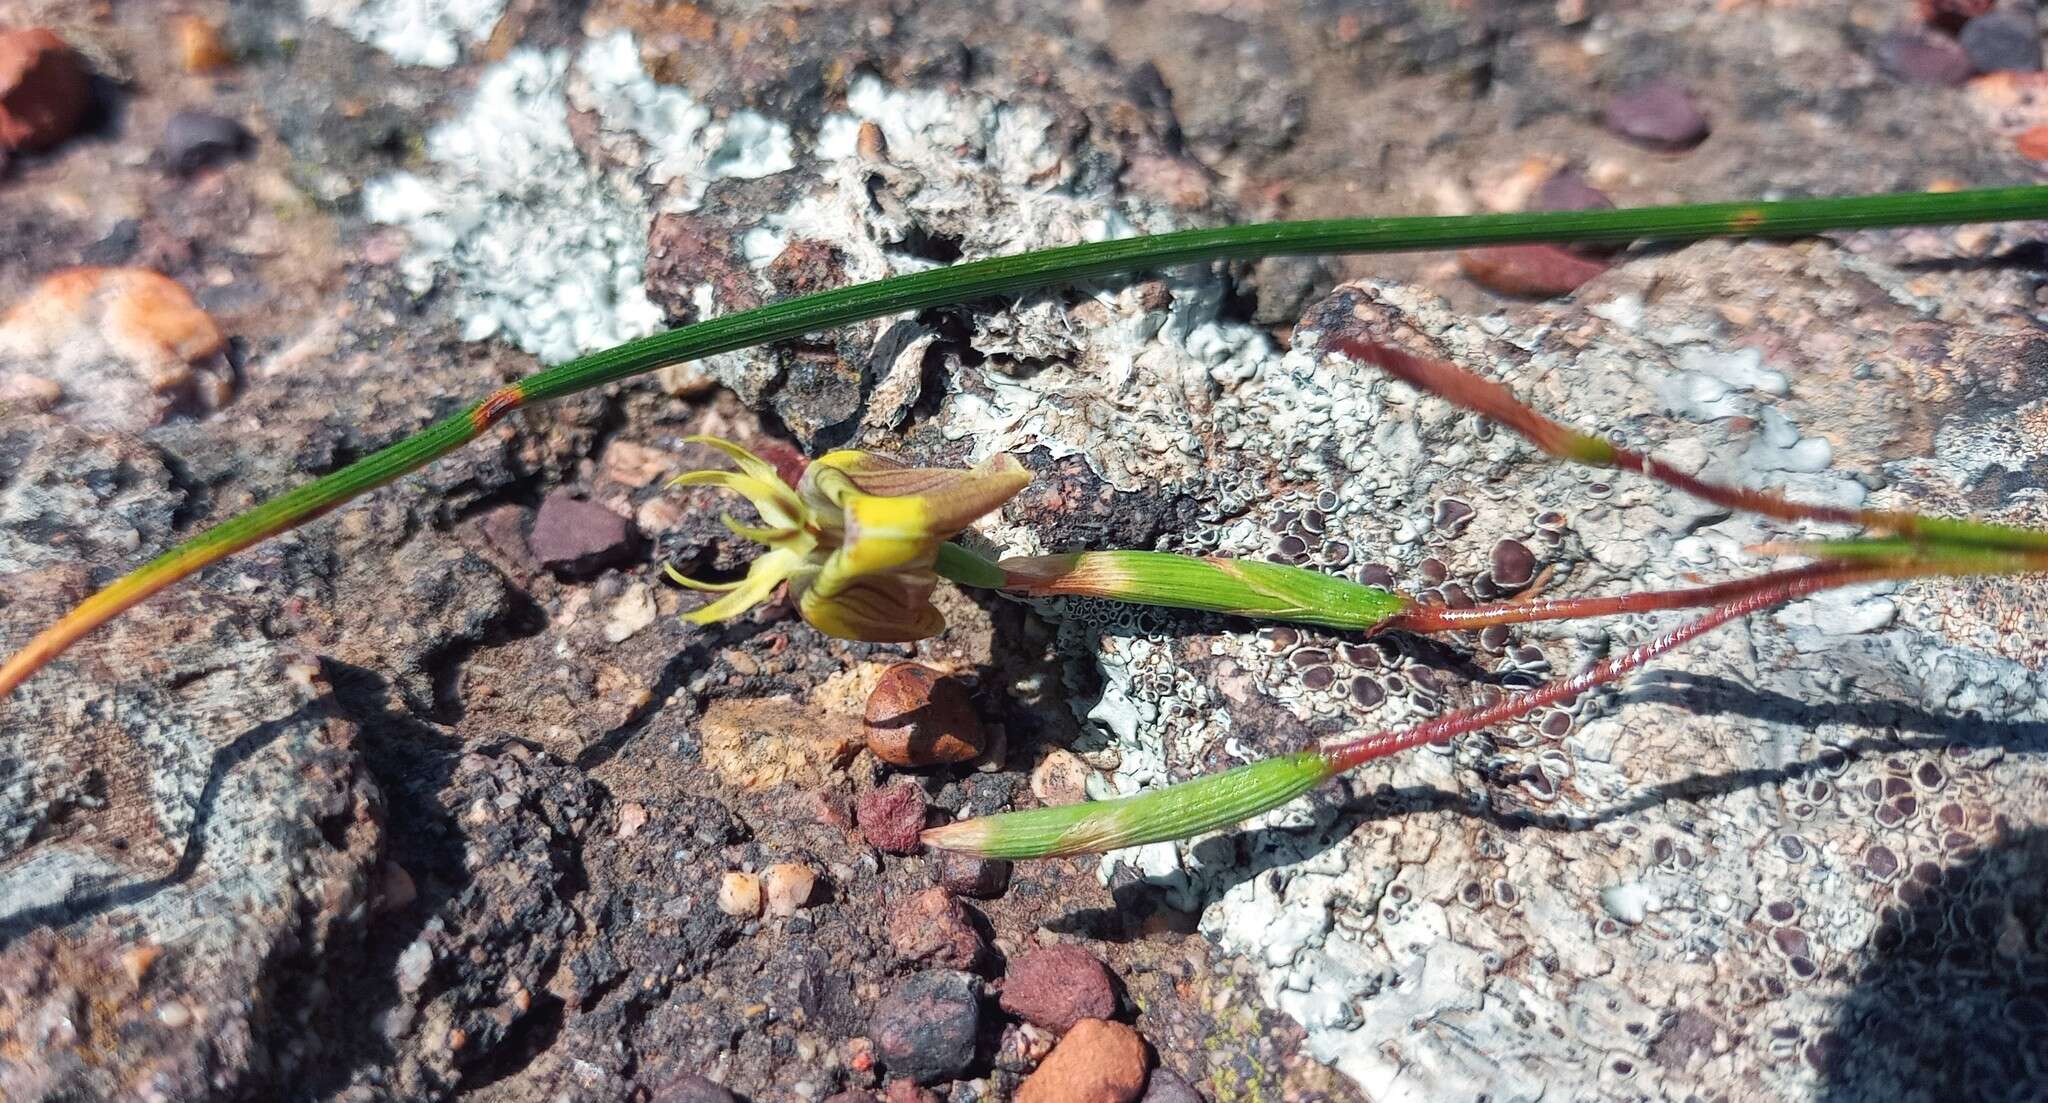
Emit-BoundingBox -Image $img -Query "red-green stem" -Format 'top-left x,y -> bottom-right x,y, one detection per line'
1323,562 -> 1897,773
8,186 -> 2048,697
1337,339 -> 2048,554
1380,560 -> 1906,634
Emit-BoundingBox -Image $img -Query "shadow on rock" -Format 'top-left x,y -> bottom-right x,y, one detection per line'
0,708 -> 299,945
1816,826 -> 2048,1102
1145,672 -> 2048,915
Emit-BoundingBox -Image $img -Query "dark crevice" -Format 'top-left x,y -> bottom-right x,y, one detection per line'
148,443 -> 212,535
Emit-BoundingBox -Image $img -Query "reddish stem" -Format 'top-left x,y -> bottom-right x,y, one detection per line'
1336,339 -> 1871,530
1379,560 -> 1912,634
1320,564 -> 1858,774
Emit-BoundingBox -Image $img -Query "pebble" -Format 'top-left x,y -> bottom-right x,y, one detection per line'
1960,10 -> 2043,73
603,582 -> 659,643
163,111 -> 249,175
1876,27 -> 1977,85
932,850 -> 1012,899
1530,169 -> 1622,258
528,491 -> 642,578
174,15 -> 233,74
858,781 -> 929,855
1532,169 -> 1613,213
1919,0 -> 1996,31
1458,245 -> 1607,297
823,1093 -> 880,1103
1015,1019 -> 1149,1103
880,1082 -> 940,1103
601,439 -> 672,487
2018,123 -> 2048,159
863,663 -> 985,767
0,28 -> 90,152
1030,748 -> 1093,806
999,944 -> 1118,1034
1140,1068 -> 1208,1103
1601,78 -> 1710,150
869,970 -> 983,1085
645,1073 -> 739,1103
717,871 -> 764,918
373,861 -> 418,913
0,267 -> 230,430
887,888 -> 987,970
763,862 -> 819,916
994,1021 -> 1059,1073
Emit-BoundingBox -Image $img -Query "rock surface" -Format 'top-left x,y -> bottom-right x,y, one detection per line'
3,2 -> 2047,1102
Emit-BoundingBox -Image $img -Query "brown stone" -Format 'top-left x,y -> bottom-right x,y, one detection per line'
1601,78 -> 1710,150
1015,1019 -> 1148,1103
174,16 -> 234,74
1918,0 -> 1994,33
999,944 -> 1118,1034
932,850 -> 1012,898
859,781 -> 929,855
2017,124 -> 2048,160
880,1082 -> 940,1103
1458,245 -> 1608,298
527,491 -> 643,578
0,29 -> 90,152
887,888 -> 986,969
864,663 -> 985,767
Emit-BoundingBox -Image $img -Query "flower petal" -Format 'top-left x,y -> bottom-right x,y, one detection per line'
797,568 -> 946,642
669,469 -> 803,531
802,453 -> 1030,578
681,435 -> 791,488
663,562 -> 741,593
719,513 -> 791,546
679,547 -> 807,625
808,451 -> 1030,527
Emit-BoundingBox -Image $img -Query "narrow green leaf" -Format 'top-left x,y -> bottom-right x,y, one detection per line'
922,751 -> 1334,859
998,551 -> 1409,631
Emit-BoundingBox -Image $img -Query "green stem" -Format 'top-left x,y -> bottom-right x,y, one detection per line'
7,186 -> 2048,697
934,541 -> 1006,589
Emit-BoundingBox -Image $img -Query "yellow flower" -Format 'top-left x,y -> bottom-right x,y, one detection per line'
665,437 -> 1031,642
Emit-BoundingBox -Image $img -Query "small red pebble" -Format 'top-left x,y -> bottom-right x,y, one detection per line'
881,1081 -> 941,1103
2017,125 -> 2048,161
1601,78 -> 1711,150
857,781 -> 928,855
999,944 -> 1118,1034
0,29 -> 90,152
1458,244 -> 1608,298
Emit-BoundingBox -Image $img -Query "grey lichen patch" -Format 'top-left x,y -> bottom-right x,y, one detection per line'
332,30 -> 2048,1098
307,0 -> 509,69
361,32 -> 794,364
930,237 -> 2048,1097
